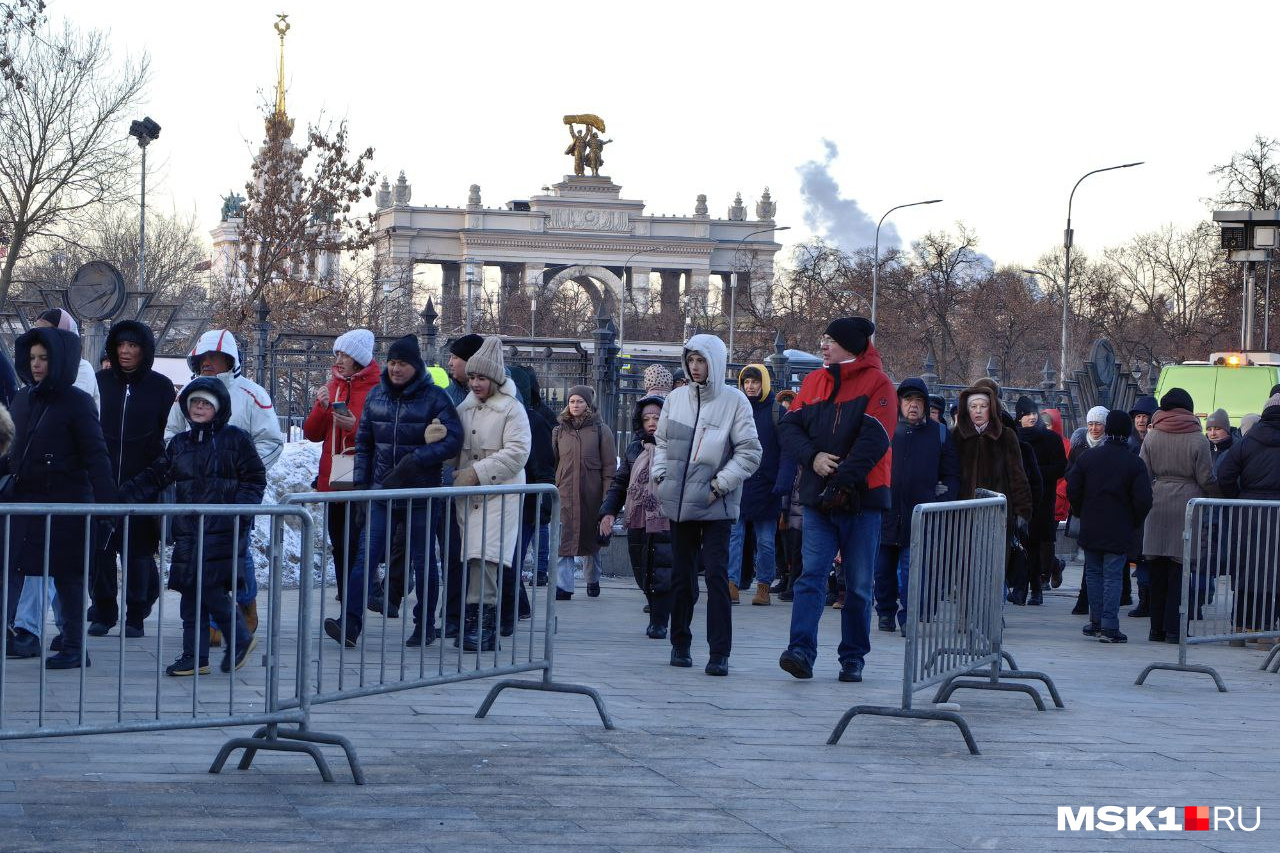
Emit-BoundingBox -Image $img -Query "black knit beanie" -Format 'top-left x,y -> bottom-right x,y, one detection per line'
386,334 -> 425,379
1159,387 -> 1194,413
449,334 -> 484,361
1105,410 -> 1132,440
823,317 -> 874,356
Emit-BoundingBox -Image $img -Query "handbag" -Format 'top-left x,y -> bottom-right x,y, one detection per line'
1065,513 -> 1080,539
326,399 -> 358,490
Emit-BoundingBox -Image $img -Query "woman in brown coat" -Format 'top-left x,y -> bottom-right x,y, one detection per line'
1139,388 -> 1215,642
553,385 -> 617,600
952,386 -> 1034,523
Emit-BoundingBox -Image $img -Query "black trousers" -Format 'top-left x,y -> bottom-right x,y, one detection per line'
1147,556 -> 1182,637
443,512 -> 465,628
89,543 -> 160,630
53,577 -> 85,656
670,519 -> 732,658
327,500 -> 365,603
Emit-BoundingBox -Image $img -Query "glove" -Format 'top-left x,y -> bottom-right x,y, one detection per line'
380,454 -> 424,489
707,479 -> 727,505
424,418 -> 448,444
453,467 -> 480,488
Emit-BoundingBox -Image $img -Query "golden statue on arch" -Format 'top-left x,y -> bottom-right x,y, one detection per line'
563,114 -> 611,177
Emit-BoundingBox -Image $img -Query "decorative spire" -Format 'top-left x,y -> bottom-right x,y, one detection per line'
266,14 -> 295,139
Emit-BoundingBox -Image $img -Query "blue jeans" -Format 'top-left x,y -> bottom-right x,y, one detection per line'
15,577 -> 63,637
727,516 -> 777,587
344,499 -> 439,634
535,523 -> 550,583
787,507 -> 881,667
874,544 -> 913,627
236,546 -> 257,606
557,553 -> 601,593
1084,549 -> 1126,631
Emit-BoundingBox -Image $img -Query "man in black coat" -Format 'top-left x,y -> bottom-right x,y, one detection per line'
1067,411 -> 1153,644
1015,396 -> 1067,605
874,378 -> 960,632
87,321 -> 177,637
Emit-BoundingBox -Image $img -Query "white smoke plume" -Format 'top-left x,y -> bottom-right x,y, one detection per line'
797,140 -> 895,251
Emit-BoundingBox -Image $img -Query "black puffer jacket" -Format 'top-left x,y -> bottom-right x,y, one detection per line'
96,321 -> 177,551
354,368 -> 463,488
1018,421 -> 1067,541
4,327 -> 116,579
121,378 -> 266,592
510,365 -> 556,525
1215,407 -> 1280,500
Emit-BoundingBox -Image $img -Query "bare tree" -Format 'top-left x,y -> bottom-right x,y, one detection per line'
0,0 -> 44,92
225,110 -> 377,333
0,23 -> 149,311
1208,135 -> 1280,211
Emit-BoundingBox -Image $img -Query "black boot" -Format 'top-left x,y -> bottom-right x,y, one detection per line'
1071,584 -> 1089,615
464,605 -> 497,652
1128,583 -> 1150,617
455,604 -> 480,649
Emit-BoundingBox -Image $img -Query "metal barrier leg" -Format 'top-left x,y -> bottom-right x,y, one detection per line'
209,724 -> 336,783
827,706 -> 980,755
935,663 -> 1065,709
1000,650 -> 1018,670
1261,644 -> 1280,673
222,723 -> 364,784
933,679 -> 1047,711
1134,661 -> 1228,692
475,671 -> 614,730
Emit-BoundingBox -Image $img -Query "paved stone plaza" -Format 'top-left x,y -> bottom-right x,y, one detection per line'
2,567 -> 1277,853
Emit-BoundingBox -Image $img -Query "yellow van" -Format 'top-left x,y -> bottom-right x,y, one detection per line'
1154,352 -> 1280,428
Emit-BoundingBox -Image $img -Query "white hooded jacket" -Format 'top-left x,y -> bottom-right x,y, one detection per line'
652,334 -> 762,522
164,329 -> 284,468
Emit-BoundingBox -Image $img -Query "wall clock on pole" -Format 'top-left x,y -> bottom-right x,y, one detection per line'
67,261 -> 127,322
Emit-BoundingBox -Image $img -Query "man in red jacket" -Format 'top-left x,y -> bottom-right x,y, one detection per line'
776,317 -> 896,682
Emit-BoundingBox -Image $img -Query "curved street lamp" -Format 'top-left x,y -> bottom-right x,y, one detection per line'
1061,162 -> 1143,387
872,199 -> 941,331
728,225 -> 790,359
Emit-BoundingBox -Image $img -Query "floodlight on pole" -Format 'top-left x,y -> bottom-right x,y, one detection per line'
128,117 -> 161,296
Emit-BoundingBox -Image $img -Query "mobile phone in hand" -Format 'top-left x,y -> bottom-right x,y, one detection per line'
331,401 -> 350,415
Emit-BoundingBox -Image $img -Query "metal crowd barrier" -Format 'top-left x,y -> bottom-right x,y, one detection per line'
0,503 -> 346,780
1137,497 -> 1280,692
255,483 -> 612,783
828,490 -> 1062,755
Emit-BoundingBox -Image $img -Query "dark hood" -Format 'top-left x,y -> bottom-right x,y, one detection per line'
1129,395 -> 1158,418
105,320 -> 157,375
508,364 -> 535,408
630,393 -> 665,439
178,376 -> 233,431
1251,407 -> 1280,446
15,326 -> 81,395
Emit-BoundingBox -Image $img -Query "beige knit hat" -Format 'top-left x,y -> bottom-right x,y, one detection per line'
643,364 -> 673,396
465,335 -> 506,385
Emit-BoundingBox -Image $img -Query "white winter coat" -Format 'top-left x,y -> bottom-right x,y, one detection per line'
163,330 -> 284,468
452,381 -> 530,567
75,358 -> 100,414
652,334 -> 762,523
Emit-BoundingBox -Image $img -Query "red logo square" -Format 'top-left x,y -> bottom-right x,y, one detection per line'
1184,806 -> 1210,831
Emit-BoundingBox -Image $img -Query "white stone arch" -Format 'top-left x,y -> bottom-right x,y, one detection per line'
541,264 -> 625,314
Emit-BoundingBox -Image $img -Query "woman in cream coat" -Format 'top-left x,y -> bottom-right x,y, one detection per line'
451,336 -> 531,651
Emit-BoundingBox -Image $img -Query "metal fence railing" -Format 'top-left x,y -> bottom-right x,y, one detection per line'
1137,498 -> 1280,692
827,490 -> 1062,755
0,503 -> 345,779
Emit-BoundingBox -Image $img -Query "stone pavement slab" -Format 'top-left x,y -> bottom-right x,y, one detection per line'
1,569 -> 1278,852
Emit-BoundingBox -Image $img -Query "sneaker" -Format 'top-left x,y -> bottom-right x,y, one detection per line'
124,624 -> 145,639
5,628 -> 40,659
877,614 -> 896,632
770,578 -> 788,594
221,635 -> 258,672
1127,604 -> 1150,618
87,621 -> 112,637
555,588 -> 573,601
1099,629 -> 1128,644
323,618 -> 357,648
1082,622 -> 1102,638
778,649 -> 813,679
1027,591 -> 1043,606
1148,630 -> 1166,642
46,651 -> 90,670
646,624 -> 668,640
1006,589 -> 1027,606
704,655 -> 729,676
778,588 -> 794,602
838,660 -> 864,682
586,583 -> 600,598
166,655 -> 209,677
406,624 -> 438,647
1050,559 -> 1064,589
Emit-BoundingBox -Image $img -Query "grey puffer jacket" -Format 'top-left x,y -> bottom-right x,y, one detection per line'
651,334 -> 762,523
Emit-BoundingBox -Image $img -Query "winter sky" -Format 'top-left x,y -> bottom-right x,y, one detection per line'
49,0 -> 1280,270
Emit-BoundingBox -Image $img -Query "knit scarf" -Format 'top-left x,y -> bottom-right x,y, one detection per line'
1151,408 -> 1203,435
625,443 -> 668,533
1086,431 -> 1103,449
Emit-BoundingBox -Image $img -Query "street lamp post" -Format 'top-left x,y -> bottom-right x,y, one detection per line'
728,226 -> 790,361
1061,162 -> 1143,387
872,199 -> 941,331
128,117 -> 161,295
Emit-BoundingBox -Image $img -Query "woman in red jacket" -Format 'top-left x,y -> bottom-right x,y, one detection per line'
303,329 -> 380,602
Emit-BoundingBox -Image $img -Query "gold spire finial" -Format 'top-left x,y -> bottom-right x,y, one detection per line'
273,14 -> 290,119
266,14 -> 294,139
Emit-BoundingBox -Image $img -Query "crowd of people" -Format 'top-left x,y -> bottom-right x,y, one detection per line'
3,308 -> 1280,680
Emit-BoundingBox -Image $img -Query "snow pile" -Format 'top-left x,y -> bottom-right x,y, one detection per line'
250,440 -> 327,589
